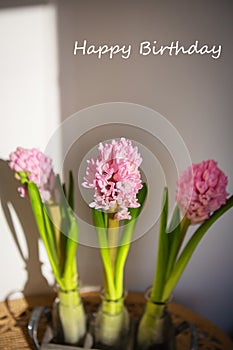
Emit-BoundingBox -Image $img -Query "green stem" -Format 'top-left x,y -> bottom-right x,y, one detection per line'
42,205 -> 59,268
107,214 -> 119,275
62,213 -> 79,290
150,188 -> 168,302
57,173 -> 79,289
165,206 -> 181,282
114,185 -> 147,299
47,204 -> 66,273
92,209 -> 116,300
114,223 -> 134,300
178,216 -> 190,250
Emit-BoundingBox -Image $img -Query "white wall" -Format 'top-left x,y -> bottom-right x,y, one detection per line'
0,3 -> 60,297
0,0 -> 233,336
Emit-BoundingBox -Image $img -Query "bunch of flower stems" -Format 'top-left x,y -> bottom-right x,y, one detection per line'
20,171 -> 86,345
92,184 -> 147,345
137,187 -> 233,347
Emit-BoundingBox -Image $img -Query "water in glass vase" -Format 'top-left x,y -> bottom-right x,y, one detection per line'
52,288 -> 86,346
94,296 -> 130,350
136,301 -> 176,350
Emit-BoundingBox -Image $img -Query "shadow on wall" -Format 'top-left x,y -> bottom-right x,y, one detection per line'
0,159 -> 53,298
0,0 -> 49,9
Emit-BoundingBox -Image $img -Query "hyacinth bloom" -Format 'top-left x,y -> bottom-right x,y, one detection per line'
82,138 -> 143,220
9,147 -> 86,344
137,165 -> 232,349
9,147 -> 55,203
176,159 -> 228,224
84,139 -> 147,348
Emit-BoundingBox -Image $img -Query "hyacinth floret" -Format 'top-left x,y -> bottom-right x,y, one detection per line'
9,147 -> 55,203
176,159 -> 228,224
82,138 -> 143,220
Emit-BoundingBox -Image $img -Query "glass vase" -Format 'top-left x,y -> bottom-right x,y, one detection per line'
136,300 -> 175,350
52,287 -> 86,346
94,295 -> 130,349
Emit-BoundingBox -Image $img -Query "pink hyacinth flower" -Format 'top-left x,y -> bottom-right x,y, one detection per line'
9,147 -> 55,203
82,138 -> 143,220
176,160 -> 228,224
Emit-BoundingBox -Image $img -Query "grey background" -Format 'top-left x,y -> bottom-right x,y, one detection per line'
56,0 -> 233,335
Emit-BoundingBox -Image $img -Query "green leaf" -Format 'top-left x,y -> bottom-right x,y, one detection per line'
55,174 -> 72,232
118,183 -> 148,247
62,183 -> 66,198
68,170 -> 74,211
92,209 -> 116,300
150,187 -> 169,302
57,175 -> 69,264
53,174 -> 79,289
167,205 -> 180,234
165,205 -> 181,281
163,195 -> 233,301
114,183 -> 148,299
27,182 -> 63,287
62,211 -> 79,290
42,204 -> 59,268
102,210 -> 108,228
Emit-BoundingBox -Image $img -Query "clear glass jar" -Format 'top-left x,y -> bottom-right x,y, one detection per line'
52,287 -> 86,346
94,295 -> 130,349
136,300 -> 176,350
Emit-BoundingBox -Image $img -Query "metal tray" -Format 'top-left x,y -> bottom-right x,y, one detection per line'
28,305 -> 198,350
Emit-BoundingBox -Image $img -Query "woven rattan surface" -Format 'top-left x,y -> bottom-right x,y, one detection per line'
0,291 -> 232,350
